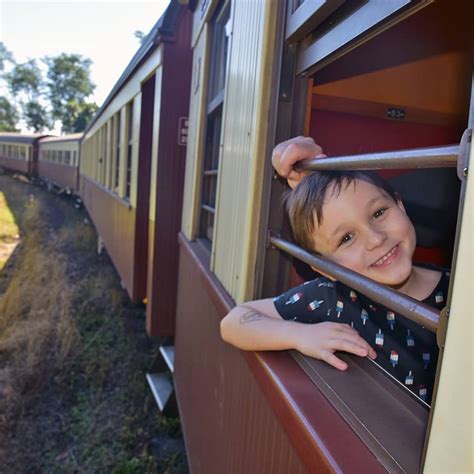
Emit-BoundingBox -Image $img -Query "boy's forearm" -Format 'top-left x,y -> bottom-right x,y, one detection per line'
220,304 -> 300,352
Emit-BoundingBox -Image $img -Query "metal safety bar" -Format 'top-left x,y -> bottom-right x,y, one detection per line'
296,145 -> 459,172
269,234 -> 439,333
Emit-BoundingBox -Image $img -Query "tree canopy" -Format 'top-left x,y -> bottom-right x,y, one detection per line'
0,97 -> 19,132
0,45 -> 98,134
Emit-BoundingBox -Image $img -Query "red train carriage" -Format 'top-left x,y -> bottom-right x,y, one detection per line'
0,133 -> 49,177
37,134 -> 82,193
79,2 -> 192,326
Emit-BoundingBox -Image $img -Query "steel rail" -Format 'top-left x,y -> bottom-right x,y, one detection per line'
269,235 -> 439,332
295,145 -> 459,172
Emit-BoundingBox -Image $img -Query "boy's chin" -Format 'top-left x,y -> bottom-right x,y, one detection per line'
369,263 -> 413,288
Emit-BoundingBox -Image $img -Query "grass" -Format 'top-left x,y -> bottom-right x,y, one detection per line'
0,191 -> 20,269
0,175 -> 187,473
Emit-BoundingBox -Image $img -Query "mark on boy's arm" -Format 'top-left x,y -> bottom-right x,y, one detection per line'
239,308 -> 264,324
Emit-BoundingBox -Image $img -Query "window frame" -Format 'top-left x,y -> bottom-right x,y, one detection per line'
197,1 -> 231,249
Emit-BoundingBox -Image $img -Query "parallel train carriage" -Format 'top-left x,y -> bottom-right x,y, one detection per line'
79,2 -> 192,331
74,0 -> 472,472
37,134 -> 82,193
0,133 -> 46,176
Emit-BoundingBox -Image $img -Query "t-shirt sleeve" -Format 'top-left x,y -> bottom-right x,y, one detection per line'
273,277 -> 336,324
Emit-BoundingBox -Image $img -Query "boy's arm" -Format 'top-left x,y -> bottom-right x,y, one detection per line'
272,136 -> 326,189
220,299 -> 377,371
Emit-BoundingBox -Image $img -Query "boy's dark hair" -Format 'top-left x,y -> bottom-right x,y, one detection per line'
284,170 -> 398,252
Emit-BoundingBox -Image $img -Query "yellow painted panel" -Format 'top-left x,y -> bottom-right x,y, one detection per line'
149,67 -> 163,223
130,93 -> 141,208
212,0 -> 278,302
423,138 -> 473,473
181,23 -> 210,239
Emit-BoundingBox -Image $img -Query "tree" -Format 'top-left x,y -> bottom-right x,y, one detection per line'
72,101 -> 98,132
60,99 -> 98,133
5,59 -> 50,132
0,97 -> 19,132
24,101 -> 50,132
0,42 -> 15,72
43,53 -> 96,131
7,59 -> 43,97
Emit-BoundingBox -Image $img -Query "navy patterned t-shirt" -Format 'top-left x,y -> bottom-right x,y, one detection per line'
273,270 -> 450,405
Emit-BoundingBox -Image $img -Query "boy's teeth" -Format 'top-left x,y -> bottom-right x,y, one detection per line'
374,245 -> 397,266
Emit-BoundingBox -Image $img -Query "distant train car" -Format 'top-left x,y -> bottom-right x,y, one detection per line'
171,0 -> 473,473
37,134 -> 82,193
0,132 -> 48,177
79,0 -> 192,328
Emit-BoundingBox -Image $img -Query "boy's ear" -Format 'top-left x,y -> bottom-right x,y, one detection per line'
310,266 -> 337,282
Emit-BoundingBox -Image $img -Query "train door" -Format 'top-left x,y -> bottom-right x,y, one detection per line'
134,74 -> 156,302
260,0 -> 473,472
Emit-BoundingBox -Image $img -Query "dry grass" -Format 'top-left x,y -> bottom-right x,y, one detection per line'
0,198 -> 78,430
0,191 -> 20,269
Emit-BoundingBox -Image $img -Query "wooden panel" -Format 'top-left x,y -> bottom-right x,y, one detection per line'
212,0 -> 279,302
146,8 -> 193,337
0,157 -> 29,174
423,135 -> 474,472
37,161 -> 78,191
175,235 -> 386,473
80,175 -> 137,300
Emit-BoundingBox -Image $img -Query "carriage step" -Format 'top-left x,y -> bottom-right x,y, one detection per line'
159,345 -> 175,373
146,372 -> 174,412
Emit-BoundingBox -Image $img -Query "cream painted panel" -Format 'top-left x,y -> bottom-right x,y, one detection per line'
423,139 -> 473,473
181,23 -> 210,239
130,93 -> 141,208
192,0 -> 218,48
149,67 -> 163,223
212,0 -> 278,302
118,107 -> 128,198
105,120 -> 112,188
84,46 -> 163,140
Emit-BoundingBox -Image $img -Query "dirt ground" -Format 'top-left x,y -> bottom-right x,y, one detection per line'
0,174 -> 188,474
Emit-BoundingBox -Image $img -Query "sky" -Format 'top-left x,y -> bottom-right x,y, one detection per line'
0,0 -> 170,107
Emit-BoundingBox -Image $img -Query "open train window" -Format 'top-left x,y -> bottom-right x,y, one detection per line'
265,0 -> 473,471
198,1 -> 231,249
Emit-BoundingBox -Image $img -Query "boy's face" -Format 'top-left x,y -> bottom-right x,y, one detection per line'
311,179 -> 416,287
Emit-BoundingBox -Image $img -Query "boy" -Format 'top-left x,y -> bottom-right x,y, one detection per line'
220,137 -> 449,404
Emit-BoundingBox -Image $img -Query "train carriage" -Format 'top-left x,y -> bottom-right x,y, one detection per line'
0,133 -> 48,177
79,2 -> 192,329
37,134 -> 82,193
172,0 -> 473,472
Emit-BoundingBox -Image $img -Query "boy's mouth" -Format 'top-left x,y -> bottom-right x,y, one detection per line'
371,244 -> 399,267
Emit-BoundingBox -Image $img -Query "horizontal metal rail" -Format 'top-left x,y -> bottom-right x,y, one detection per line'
269,235 -> 439,332
296,145 -> 459,172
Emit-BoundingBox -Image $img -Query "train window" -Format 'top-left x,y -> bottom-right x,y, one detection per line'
125,101 -> 133,200
198,1 -> 231,248
58,150 -> 63,164
73,151 -> 77,167
64,151 -> 71,165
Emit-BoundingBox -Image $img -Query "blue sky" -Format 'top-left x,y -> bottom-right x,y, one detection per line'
0,1 -> 170,106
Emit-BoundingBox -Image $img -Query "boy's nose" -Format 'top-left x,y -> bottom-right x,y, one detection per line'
366,227 -> 387,250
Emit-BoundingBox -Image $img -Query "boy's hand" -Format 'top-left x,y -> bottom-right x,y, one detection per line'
292,321 -> 377,371
272,136 -> 326,189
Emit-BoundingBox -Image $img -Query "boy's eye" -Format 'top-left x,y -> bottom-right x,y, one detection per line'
373,207 -> 388,219
338,233 -> 353,247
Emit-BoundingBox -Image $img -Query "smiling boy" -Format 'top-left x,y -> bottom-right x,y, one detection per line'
220,139 -> 449,404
